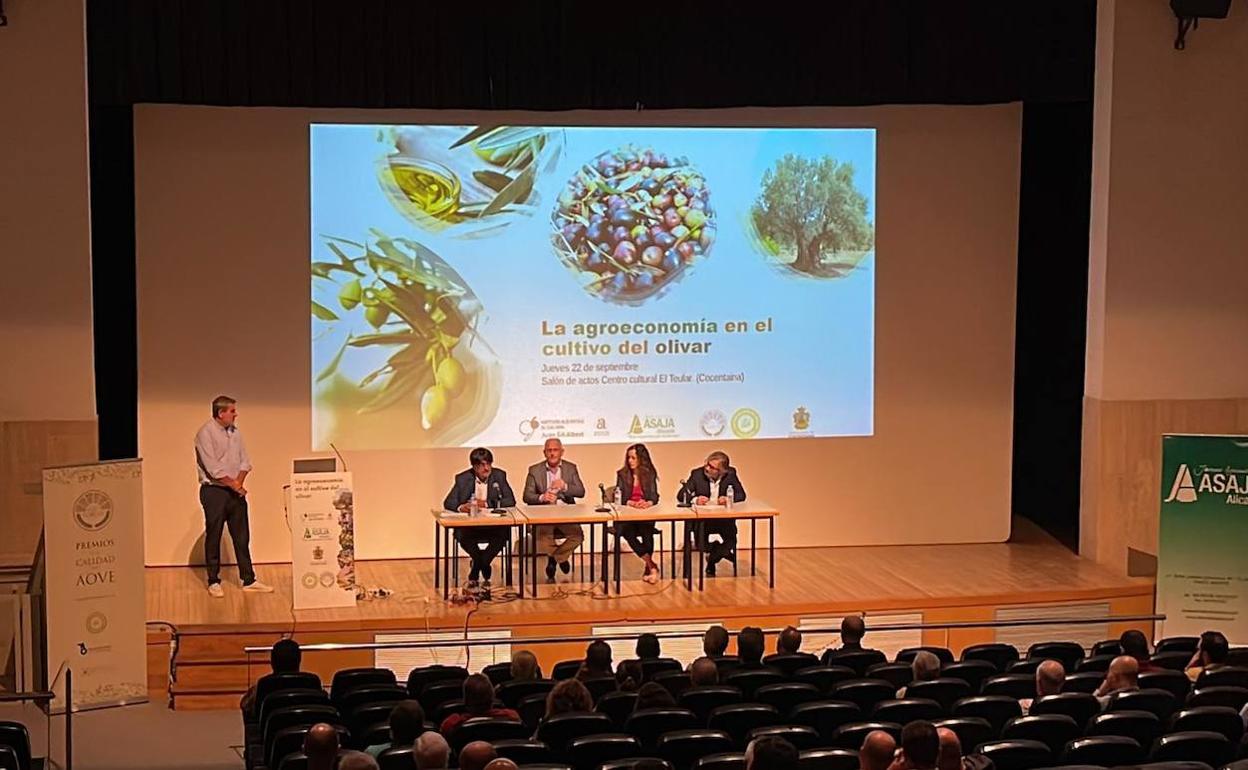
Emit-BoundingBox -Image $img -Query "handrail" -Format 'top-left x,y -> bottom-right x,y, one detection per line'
0,690 -> 55,703
244,613 -> 1164,654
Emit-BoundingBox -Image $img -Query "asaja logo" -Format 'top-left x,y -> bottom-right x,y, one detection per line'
1164,462 -> 1248,504
1164,464 -> 1198,503
629,414 -> 676,436
73,490 -> 113,532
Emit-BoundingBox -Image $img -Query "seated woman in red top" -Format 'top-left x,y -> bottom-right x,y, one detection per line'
614,443 -> 662,583
439,674 -> 520,737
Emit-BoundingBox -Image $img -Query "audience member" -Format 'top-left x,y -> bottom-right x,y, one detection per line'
304,723 -> 340,770
1186,630 -> 1229,682
241,637 -> 301,718
825,615 -> 879,661
439,674 -> 520,737
339,752 -> 379,770
746,735 -> 799,770
510,649 -> 539,681
482,760 -> 519,770
1120,629 -> 1156,672
690,656 -> 719,687
414,731 -> 450,770
777,625 -> 804,654
634,681 -> 676,710
898,650 -> 941,697
704,625 -> 730,657
544,678 -> 593,719
859,730 -> 897,770
636,632 -> 661,660
935,727 -> 961,770
365,699 -> 424,757
616,659 -> 643,691
737,626 -> 767,668
897,720 -> 940,770
1095,655 -> 1140,708
1020,659 -> 1065,713
459,741 -> 498,770
578,639 -> 614,680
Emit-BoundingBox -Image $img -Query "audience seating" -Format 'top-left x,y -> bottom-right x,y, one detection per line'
1000,714 -> 1081,755
340,684 -> 406,718
797,747 -> 858,770
1005,660 -> 1042,676
709,657 -> 742,676
821,649 -> 887,675
872,698 -> 944,725
897,647 -> 955,666
1108,688 -> 1179,721
976,739 -> 1053,770
598,691 -> 641,728
406,664 -> 468,695
706,704 -> 778,748
0,746 -> 19,770
498,678 -> 556,709
787,701 -> 862,742
377,747 -> 415,770
259,689 -> 331,732
642,658 -> 685,682
792,665 -> 856,693
961,644 -> 1020,672
942,661 -> 998,693
1187,685 -> 1248,710
679,687 -> 741,723
268,724 -> 349,770
1155,637 -> 1200,655
982,674 -> 1039,700
1075,655 -> 1114,674
746,725 -> 821,751
907,678 -> 973,710
535,712 -> 614,752
0,723 -> 30,770
276,748 -> 351,770
754,683 -> 821,714
625,707 -> 700,752
1061,735 -> 1145,766
1149,651 -> 1194,672
493,739 -> 555,765
933,717 -> 994,754
866,662 -> 914,690
1091,639 -> 1122,657
1086,709 -> 1163,748
722,669 -> 785,699
657,729 -> 734,770
1029,693 -> 1101,727
1028,642 -> 1085,671
652,671 -> 693,699
830,721 -> 902,750
1150,731 -> 1234,767
763,653 -> 820,677
331,668 -> 396,703
582,675 -> 619,703
482,661 -> 515,685
349,702 -> 401,741
551,660 -> 583,681
1061,672 -> 1105,694
830,679 -> 895,713
951,695 -> 1022,737
691,753 -> 743,770
565,734 -> 639,770
453,718 -> 530,752
1196,666 -> 1248,690
1169,705 -> 1244,744
1140,670 -> 1193,702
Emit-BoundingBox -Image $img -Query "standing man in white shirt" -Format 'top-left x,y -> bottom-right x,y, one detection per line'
194,396 -> 273,597
522,438 -> 586,582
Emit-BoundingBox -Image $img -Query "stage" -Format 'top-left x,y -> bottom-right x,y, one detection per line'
146,519 -> 1155,709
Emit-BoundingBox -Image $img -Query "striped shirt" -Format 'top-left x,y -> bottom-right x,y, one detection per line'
194,419 -> 252,485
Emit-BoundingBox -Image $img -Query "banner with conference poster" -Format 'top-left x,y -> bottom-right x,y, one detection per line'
1157,434 -> 1248,642
289,472 -> 357,609
42,459 -> 148,712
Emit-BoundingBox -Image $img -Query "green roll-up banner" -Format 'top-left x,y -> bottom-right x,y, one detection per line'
1157,434 -> 1248,642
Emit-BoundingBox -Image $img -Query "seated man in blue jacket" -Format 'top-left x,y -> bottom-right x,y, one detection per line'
443,447 -> 515,592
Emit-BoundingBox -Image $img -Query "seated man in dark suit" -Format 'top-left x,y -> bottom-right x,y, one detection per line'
764,625 -> 819,670
443,447 -> 516,592
822,615 -> 884,667
736,626 -> 778,671
521,437 -> 586,582
681,450 -> 747,576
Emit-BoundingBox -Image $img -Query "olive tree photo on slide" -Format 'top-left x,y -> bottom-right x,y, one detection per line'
751,154 -> 874,278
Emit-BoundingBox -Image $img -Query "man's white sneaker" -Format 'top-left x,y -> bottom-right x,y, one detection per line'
208,583 -> 225,598
242,580 -> 274,593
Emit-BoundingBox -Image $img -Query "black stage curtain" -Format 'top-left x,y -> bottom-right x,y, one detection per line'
86,0 -> 1093,546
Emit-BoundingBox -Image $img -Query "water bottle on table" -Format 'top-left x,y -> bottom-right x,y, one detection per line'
725,486 -> 734,511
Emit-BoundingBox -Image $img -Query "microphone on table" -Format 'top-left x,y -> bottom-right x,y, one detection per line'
490,481 -> 506,513
595,482 -> 611,513
676,478 -> 692,508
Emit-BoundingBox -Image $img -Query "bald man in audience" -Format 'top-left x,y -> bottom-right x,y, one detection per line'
460,741 -> 498,770
483,760 -> 519,770
304,723 -> 340,770
339,752 -> 379,770
690,656 -> 720,687
936,728 -> 962,770
415,731 -> 451,770
1096,655 -> 1140,708
860,729 -> 897,770
1020,659 -> 1065,713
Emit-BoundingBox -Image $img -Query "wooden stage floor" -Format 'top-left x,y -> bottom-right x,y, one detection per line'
146,519 -> 1155,707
